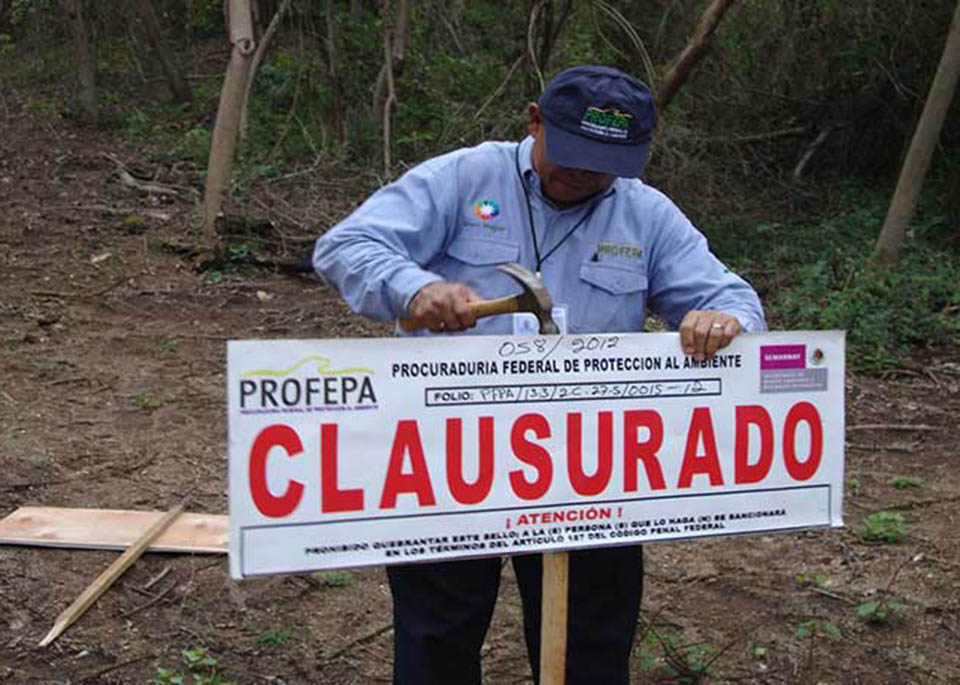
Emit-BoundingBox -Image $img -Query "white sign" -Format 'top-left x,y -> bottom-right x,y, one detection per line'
228,331 -> 845,579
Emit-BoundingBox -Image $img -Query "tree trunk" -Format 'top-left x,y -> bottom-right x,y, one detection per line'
870,0 -> 960,269
372,0 -> 409,125
380,0 -> 399,178
657,0 -> 736,112
535,0 -> 572,78
0,0 -> 14,34
136,0 -> 194,104
201,0 -> 256,253
238,0 -> 292,143
61,0 -> 97,124
325,0 -> 345,145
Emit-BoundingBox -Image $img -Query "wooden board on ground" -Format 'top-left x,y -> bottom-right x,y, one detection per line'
0,507 -> 228,553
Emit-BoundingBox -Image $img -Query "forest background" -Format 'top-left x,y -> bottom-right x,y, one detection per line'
1,1 -> 960,684
3,0 -> 959,371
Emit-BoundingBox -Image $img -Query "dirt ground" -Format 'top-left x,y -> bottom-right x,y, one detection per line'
1,103 -> 959,685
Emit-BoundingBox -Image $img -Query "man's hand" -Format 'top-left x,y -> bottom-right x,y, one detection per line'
679,310 -> 742,361
407,281 -> 481,333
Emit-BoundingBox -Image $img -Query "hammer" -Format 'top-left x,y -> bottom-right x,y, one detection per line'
399,262 -> 559,333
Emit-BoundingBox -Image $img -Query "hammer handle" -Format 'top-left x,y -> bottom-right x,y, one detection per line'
470,295 -> 521,318
398,295 -> 520,331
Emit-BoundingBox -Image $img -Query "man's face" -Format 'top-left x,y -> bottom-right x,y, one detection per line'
528,103 -> 615,208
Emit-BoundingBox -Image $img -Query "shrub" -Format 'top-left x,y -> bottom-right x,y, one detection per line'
857,511 -> 907,544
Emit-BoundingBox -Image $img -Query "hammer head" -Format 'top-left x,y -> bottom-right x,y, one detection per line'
497,263 -> 560,335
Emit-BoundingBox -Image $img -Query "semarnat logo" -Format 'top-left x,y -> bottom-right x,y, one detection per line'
239,355 -> 377,414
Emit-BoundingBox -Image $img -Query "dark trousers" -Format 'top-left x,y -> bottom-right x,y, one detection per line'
387,545 -> 644,684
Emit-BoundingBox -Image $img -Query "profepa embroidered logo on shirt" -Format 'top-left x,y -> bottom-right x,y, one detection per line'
580,107 -> 633,140
594,241 -> 643,260
473,200 -> 501,221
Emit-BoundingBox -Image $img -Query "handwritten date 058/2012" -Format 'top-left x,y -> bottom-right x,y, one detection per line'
498,335 -> 620,359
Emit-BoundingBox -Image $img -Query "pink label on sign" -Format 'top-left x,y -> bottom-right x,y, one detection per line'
760,345 -> 806,370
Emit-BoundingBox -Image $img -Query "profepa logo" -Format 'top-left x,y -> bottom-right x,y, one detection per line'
581,107 -> 632,140
239,355 -> 377,414
473,200 -> 500,221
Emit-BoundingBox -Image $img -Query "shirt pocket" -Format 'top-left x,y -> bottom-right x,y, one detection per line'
575,261 -> 648,333
445,235 -> 519,265
439,236 -> 520,292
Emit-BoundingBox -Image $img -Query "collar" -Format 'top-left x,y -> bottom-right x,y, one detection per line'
517,136 -> 537,185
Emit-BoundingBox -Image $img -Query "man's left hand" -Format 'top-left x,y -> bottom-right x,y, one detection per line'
679,311 -> 742,361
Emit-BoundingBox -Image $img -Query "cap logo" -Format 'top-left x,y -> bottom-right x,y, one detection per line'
473,200 -> 500,221
580,107 -> 632,140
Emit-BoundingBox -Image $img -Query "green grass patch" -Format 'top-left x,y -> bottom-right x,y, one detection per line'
857,511 -> 907,544
856,598 -> 907,624
888,476 -> 923,489
314,570 -> 354,588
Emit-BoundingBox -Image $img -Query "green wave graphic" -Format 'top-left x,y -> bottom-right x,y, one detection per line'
241,355 -> 374,378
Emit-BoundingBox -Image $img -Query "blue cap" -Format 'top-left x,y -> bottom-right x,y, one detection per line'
538,65 -> 656,178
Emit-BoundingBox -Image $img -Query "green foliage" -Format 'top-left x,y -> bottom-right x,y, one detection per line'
796,619 -> 841,640
795,572 -> 828,588
2,1 -> 958,379
132,392 -> 169,409
703,0 -> 958,177
314,570 -> 354,588
856,599 -> 907,624
122,109 -> 155,140
226,240 -> 259,261
637,628 -> 719,682
256,629 -> 291,645
183,0 -> 224,39
154,646 -> 232,685
9,0 -> 57,28
0,33 -> 14,59
199,238 -> 262,284
713,184 -> 960,372
888,476 -> 923,489
154,667 -> 184,685
123,214 -> 147,229
172,126 -> 213,164
204,269 -> 224,285
777,255 -> 960,371
23,97 -> 58,117
857,511 -> 907,544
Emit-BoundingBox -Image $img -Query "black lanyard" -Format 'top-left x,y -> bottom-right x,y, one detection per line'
513,143 -> 605,276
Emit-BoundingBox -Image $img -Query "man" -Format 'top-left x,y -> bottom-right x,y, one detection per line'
314,65 -> 766,684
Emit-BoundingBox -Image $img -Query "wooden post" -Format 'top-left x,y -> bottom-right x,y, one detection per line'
539,550 -> 568,684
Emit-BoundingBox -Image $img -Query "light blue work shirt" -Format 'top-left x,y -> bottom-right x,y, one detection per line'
313,137 -> 766,336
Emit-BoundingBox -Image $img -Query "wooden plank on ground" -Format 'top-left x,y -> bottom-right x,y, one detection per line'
0,507 -> 227,553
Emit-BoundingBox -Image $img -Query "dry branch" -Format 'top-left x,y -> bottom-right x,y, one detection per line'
847,424 -> 943,432
792,127 -> 832,181
473,51 -> 528,121
657,0 -> 736,112
322,623 -> 394,663
381,5 -> 398,179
